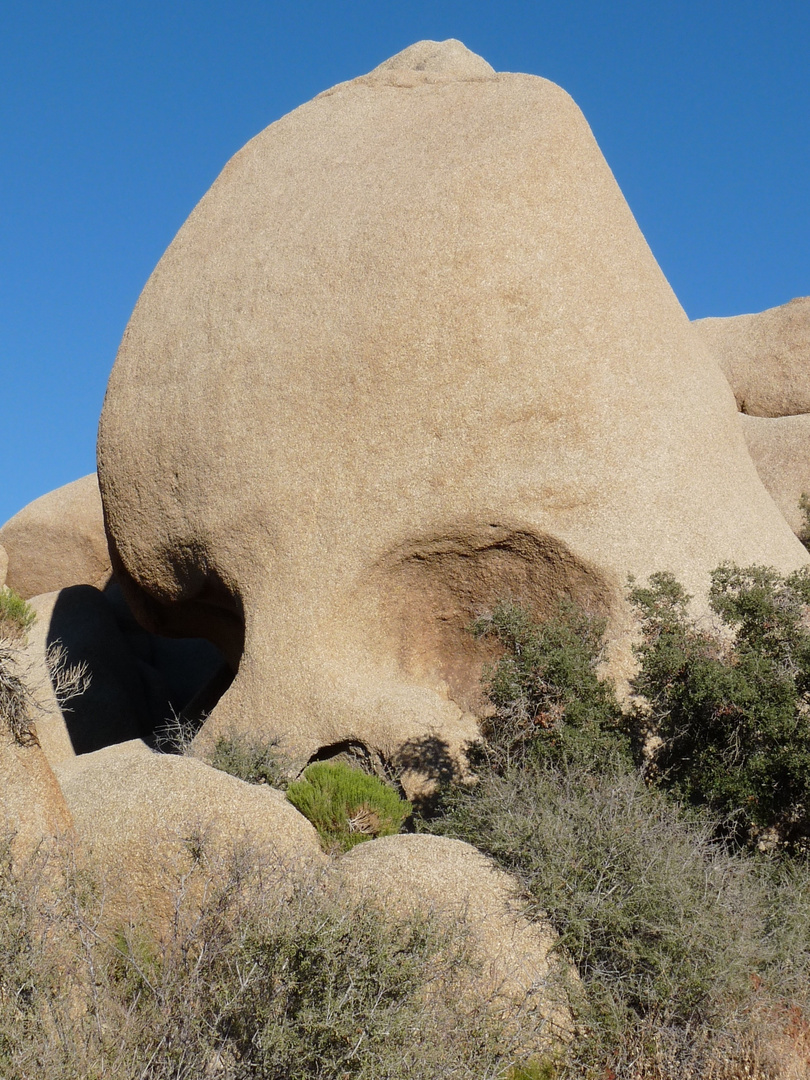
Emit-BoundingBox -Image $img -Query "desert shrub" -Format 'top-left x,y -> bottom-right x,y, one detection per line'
0,587 -> 35,642
422,595 -> 810,1078
799,491 -> 810,551
208,730 -> 291,789
470,599 -> 629,773
0,829 -> 526,1079
629,564 -> 810,852
286,761 -> 411,852
0,646 -> 35,745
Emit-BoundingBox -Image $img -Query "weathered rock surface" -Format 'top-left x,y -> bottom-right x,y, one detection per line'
331,833 -> 571,1044
97,39 -> 806,777
54,740 -> 326,930
0,475 -> 111,599
0,731 -> 72,858
694,297 -> 810,418
739,413 -> 810,538
0,544 -> 8,589
0,638 -> 73,857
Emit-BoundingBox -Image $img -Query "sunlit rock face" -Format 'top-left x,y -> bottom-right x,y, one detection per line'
97,40 -> 807,780
694,298 -> 810,541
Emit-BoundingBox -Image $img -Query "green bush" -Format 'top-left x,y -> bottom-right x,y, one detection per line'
629,564 -> 810,852
286,761 -> 411,852
470,599 -> 628,774
0,587 -> 35,642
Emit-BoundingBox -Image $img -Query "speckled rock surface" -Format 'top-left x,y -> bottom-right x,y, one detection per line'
54,740 -> 326,930
694,296 -> 810,418
331,833 -> 571,1046
0,475 -> 111,600
97,39 -> 806,780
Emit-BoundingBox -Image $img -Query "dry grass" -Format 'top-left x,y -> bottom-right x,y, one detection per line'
0,825 -> 557,1080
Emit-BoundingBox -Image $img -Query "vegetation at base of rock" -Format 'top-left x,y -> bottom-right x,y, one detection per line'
629,564 -> 810,853
0,587 -> 35,642
799,491 -> 810,551
208,730 -> 291,789
0,646 -> 36,745
420,583 -> 810,1078
0,831 -> 531,1080
286,761 -> 411,853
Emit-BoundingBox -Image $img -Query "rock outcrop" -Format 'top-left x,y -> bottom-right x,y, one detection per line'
97,38 -> 806,778
694,297 -> 810,417
54,740 -> 326,931
330,833 -> 570,1047
0,475 -> 111,599
738,414 -> 810,538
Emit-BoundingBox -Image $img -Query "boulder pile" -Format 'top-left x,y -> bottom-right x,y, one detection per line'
2,38 -> 809,1067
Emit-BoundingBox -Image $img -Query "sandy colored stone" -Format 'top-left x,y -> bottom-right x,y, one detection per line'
54,739 -> 326,931
331,833 -> 571,1045
0,475 -> 112,600
739,413 -> 810,538
694,296 -> 810,418
0,643 -> 72,858
97,40 -> 806,778
0,544 -> 8,589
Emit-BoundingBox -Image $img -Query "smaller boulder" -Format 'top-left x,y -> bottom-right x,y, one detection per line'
0,642 -> 73,859
329,833 -> 572,1050
54,740 -> 326,932
739,413 -> 810,538
694,297 -> 810,418
0,475 -> 111,600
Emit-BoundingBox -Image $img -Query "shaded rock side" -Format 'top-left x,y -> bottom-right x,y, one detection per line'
331,833 -> 572,1049
0,475 -> 112,600
97,39 -> 806,776
54,740 -> 326,932
23,585 -> 226,770
694,296 -> 810,418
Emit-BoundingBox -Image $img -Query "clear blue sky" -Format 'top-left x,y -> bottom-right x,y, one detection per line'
2,0 -> 808,526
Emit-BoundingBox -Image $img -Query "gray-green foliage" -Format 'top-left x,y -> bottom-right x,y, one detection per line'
208,731 -> 291,789
286,761 -> 411,852
0,832 -> 523,1080
423,591 -> 810,1077
0,646 -> 35,745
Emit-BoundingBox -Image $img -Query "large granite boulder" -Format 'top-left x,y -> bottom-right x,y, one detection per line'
0,475 -> 111,599
694,297 -> 810,417
97,39 -> 806,779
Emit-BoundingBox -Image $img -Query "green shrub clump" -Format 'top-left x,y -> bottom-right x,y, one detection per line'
286,761 -> 411,853
0,587 -> 35,642
629,564 -> 810,853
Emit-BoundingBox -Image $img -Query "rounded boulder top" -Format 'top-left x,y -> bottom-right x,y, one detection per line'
365,38 -> 496,80
98,41 -> 807,775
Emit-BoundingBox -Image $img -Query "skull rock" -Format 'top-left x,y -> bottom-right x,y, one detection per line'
97,40 -> 807,780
